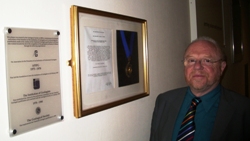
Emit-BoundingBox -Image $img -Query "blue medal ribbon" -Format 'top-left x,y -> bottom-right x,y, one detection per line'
119,31 -> 135,59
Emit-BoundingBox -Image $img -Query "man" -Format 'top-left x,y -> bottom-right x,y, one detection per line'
150,37 -> 250,141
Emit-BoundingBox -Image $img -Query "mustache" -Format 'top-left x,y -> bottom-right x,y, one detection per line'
190,71 -> 206,76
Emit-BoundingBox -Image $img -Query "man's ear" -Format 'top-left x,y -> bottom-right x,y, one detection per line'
220,61 -> 227,74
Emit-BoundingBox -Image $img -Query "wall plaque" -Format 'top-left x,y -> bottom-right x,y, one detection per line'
5,27 -> 63,136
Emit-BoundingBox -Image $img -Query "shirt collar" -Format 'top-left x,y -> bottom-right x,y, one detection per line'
187,85 -> 221,112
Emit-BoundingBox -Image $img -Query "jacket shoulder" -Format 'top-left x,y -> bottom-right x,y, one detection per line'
156,87 -> 188,102
222,87 -> 250,108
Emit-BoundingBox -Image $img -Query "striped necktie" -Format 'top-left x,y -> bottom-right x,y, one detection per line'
177,97 -> 202,141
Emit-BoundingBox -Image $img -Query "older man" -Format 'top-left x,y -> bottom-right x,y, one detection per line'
150,37 -> 250,141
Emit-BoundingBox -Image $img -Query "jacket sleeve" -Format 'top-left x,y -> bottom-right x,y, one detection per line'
150,94 -> 162,141
243,99 -> 250,140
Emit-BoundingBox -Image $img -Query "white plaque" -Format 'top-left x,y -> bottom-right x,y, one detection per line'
5,27 -> 63,136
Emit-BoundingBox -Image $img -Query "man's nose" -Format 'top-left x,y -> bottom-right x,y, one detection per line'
193,60 -> 204,69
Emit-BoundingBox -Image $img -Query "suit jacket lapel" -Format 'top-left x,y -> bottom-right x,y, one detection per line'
160,89 -> 186,141
210,87 -> 234,140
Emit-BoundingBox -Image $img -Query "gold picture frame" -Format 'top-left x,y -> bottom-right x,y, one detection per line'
69,5 -> 149,118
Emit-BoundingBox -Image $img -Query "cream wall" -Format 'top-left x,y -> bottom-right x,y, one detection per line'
0,0 -> 190,140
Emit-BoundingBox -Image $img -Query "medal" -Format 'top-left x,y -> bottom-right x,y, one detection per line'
125,57 -> 132,77
119,31 -> 136,78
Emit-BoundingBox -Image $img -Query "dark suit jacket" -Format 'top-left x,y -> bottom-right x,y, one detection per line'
150,87 -> 250,141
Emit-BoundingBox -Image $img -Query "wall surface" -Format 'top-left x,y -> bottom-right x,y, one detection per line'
0,0 -> 190,140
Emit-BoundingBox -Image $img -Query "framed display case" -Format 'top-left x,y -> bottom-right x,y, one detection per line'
69,5 -> 149,118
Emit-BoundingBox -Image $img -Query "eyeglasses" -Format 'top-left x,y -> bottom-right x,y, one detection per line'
183,58 -> 222,67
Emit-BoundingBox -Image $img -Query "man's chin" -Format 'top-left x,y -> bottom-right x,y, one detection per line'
190,83 -> 206,91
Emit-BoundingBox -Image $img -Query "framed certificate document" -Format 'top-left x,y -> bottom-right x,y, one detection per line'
70,5 -> 149,118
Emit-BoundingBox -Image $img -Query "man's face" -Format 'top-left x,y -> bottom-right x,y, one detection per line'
184,41 -> 226,95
